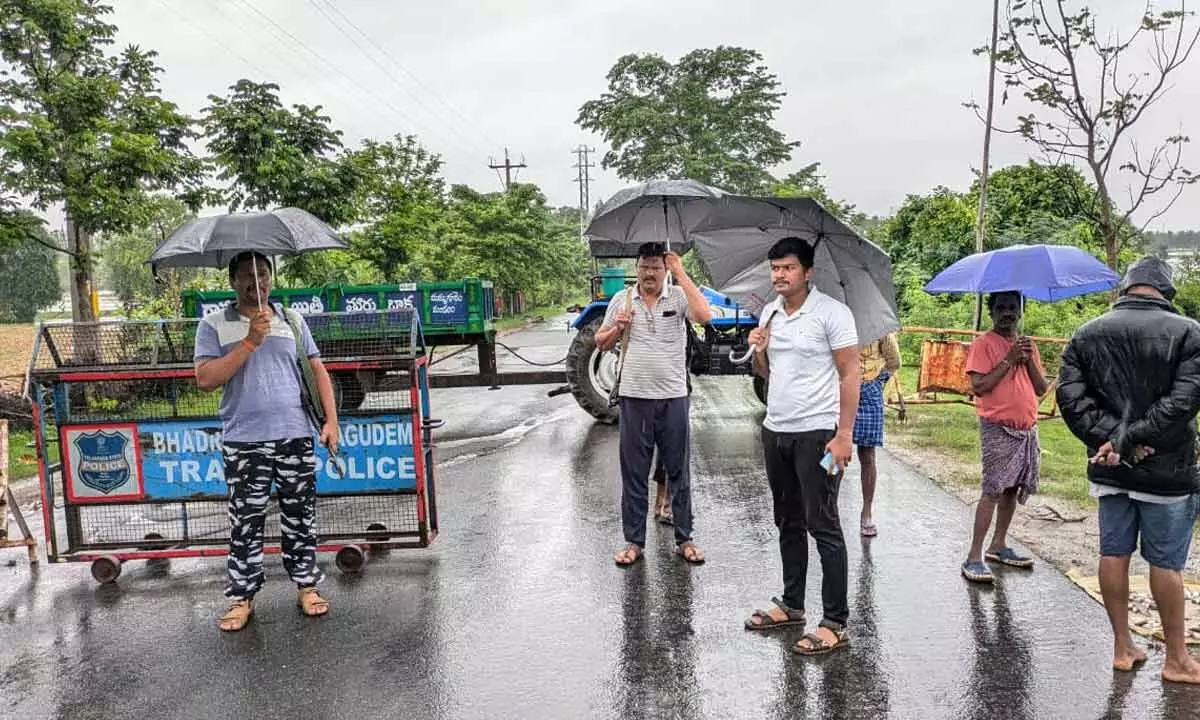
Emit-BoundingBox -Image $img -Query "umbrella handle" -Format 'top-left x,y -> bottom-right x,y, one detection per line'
729,345 -> 759,365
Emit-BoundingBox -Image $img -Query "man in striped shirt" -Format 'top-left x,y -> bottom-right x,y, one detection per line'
595,242 -> 713,566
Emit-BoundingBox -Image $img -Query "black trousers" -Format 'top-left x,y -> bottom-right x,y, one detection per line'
619,397 -> 693,546
761,426 -> 849,627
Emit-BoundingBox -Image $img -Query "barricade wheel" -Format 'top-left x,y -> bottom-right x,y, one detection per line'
366,523 -> 389,553
335,546 -> 366,574
91,557 -> 122,584
141,533 -> 171,570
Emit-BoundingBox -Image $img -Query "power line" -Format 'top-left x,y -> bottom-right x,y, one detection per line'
488,148 -> 527,191
228,0 -> 482,163
155,0 -> 273,80
309,0 -> 503,150
572,145 -> 595,236
199,0 -> 389,143
302,0 -> 492,158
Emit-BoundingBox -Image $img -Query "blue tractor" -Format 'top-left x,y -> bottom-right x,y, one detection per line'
564,264 -> 767,423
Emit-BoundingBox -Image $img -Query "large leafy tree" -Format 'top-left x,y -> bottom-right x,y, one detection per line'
202,80 -> 363,223
0,0 -> 210,321
201,79 -> 367,286
418,184 -> 587,306
347,134 -> 448,281
577,46 -> 798,194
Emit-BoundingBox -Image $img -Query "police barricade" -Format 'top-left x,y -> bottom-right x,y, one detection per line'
26,309 -> 439,584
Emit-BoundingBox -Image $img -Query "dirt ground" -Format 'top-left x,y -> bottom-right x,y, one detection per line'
888,442 -> 1200,644
0,324 -> 35,392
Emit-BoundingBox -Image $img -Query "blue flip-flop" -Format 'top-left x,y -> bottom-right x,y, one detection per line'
961,560 -> 994,583
986,547 -> 1034,568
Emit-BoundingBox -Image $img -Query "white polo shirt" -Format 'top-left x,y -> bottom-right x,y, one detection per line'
760,287 -> 859,433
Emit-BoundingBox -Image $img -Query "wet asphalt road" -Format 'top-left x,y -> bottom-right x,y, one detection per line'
4,318 -> 1200,719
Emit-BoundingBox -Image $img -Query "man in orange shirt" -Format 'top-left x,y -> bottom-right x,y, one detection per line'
961,291 -> 1050,583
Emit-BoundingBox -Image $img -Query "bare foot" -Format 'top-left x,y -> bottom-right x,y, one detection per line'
1113,646 -> 1148,672
1162,655 -> 1200,684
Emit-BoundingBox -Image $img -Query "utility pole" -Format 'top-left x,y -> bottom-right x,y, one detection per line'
572,145 -> 595,236
488,147 -> 527,191
972,0 -> 1001,332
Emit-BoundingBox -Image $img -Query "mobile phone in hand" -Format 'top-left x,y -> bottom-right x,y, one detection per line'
820,450 -> 840,475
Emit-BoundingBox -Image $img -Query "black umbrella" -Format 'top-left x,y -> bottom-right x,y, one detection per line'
584,179 -> 729,257
148,207 -> 347,269
148,207 -> 348,311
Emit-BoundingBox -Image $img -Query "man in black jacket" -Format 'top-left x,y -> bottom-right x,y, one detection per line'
1058,256 -> 1200,684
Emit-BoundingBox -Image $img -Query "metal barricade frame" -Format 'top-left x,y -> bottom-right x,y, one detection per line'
27,310 -> 440,583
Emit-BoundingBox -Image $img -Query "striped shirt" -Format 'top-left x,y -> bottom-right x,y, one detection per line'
603,285 -> 690,400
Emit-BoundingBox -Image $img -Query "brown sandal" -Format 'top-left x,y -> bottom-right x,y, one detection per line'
218,598 -> 254,632
676,541 -> 705,564
298,587 -> 330,617
614,544 -> 643,566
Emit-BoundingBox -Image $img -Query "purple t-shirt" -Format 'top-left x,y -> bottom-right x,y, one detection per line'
193,304 -> 320,443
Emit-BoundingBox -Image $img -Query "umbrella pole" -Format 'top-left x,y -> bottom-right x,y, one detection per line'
662,198 -> 673,286
253,256 -> 263,314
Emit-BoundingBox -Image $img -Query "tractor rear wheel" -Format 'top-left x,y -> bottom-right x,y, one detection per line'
565,317 -> 619,424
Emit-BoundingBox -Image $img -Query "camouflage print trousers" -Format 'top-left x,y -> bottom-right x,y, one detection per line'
222,437 -> 324,599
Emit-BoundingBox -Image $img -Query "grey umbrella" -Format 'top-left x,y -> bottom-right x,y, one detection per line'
147,207 -> 348,269
689,196 -> 900,345
584,179 -> 729,257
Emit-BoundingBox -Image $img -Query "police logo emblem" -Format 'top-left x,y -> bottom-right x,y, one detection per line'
75,431 -> 132,494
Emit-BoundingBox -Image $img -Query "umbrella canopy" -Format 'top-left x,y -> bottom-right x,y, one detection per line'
923,244 -> 1119,301
147,207 -> 348,269
584,179 -> 729,257
689,196 -> 901,345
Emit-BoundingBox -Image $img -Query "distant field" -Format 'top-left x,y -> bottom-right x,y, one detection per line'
0,324 -> 35,391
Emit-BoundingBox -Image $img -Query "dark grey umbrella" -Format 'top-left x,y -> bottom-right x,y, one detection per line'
689,196 -> 900,345
147,207 -> 348,269
585,179 -> 728,257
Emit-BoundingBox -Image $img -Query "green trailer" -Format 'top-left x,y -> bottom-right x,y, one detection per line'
181,278 -> 496,342
181,278 -> 565,407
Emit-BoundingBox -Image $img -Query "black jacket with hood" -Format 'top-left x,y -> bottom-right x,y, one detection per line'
1056,260 -> 1200,497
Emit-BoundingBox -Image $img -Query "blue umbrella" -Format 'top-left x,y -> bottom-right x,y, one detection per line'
924,244 -> 1119,301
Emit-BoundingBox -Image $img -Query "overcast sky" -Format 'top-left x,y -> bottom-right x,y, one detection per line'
66,0 -> 1200,230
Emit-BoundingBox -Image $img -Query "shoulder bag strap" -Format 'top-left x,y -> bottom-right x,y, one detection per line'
614,288 -> 634,380
283,307 -> 325,432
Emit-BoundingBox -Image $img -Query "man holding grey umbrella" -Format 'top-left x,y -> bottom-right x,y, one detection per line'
194,251 -> 339,632
595,241 -> 712,567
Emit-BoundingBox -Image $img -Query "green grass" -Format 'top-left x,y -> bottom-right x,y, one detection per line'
495,298 -> 587,332
7,429 -> 58,481
34,310 -> 71,322
886,365 -> 1094,507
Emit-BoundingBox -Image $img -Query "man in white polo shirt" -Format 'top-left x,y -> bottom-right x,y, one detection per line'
742,236 -> 860,657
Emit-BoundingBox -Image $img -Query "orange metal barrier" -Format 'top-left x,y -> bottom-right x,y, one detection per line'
885,327 -> 1067,423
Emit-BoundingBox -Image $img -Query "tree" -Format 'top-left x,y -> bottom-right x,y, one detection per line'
577,46 -> 798,194
0,195 -> 45,252
0,0 -> 211,321
98,196 -> 220,315
202,79 -> 363,226
0,230 -> 62,322
981,0 -> 1200,270
347,135 -> 449,281
768,162 -> 866,226
967,161 -> 1126,258
420,184 -> 588,306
